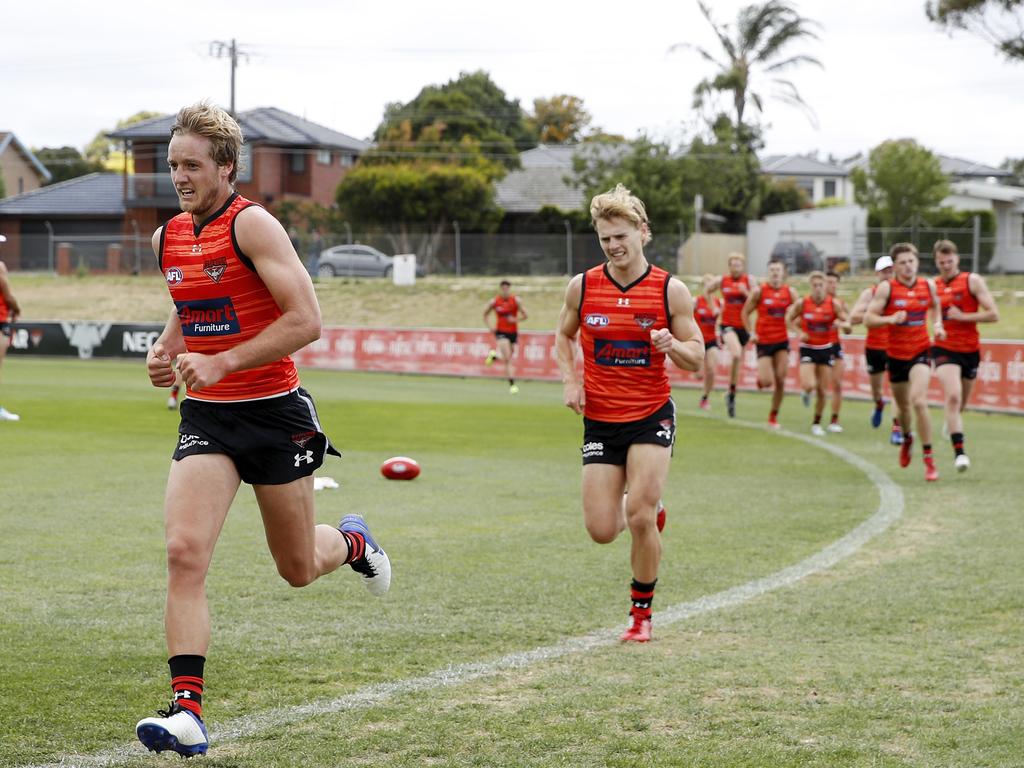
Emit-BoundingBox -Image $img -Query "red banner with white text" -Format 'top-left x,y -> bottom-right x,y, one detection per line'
291,328 -> 1024,414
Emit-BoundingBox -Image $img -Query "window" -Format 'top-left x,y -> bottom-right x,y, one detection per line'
316,149 -> 331,165
237,144 -> 253,183
339,153 -> 356,168
291,151 -> 306,173
823,179 -> 837,199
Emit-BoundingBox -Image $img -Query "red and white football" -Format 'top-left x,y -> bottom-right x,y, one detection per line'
380,456 -> 421,480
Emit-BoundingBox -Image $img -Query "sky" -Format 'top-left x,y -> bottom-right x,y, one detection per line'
3,0 -> 1022,167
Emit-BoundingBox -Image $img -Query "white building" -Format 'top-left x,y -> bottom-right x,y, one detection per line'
944,180 -> 1024,272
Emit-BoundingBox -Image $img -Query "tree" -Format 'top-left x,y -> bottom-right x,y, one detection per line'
528,95 -> 593,144
1000,156 -> 1024,185
851,139 -> 950,228
335,163 -> 500,263
673,1 -> 822,133
758,177 -> 810,216
34,146 -> 104,185
926,0 -> 1024,60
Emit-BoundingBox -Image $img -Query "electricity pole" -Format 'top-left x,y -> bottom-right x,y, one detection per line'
209,39 -> 248,115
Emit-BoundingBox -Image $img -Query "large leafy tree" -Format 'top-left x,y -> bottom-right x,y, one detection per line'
673,0 -> 822,132
35,146 -> 104,185
851,139 -> 950,227
529,94 -> 593,144
926,0 -> 1024,59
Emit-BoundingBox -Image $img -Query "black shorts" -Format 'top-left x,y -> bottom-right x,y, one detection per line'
865,347 -> 888,375
931,346 -> 980,380
0,322 -> 11,338
581,398 -> 675,466
831,342 -> 844,361
756,340 -> 789,358
800,346 -> 833,367
495,331 -> 518,345
887,352 -> 932,384
174,387 -> 340,485
704,339 -> 718,351
720,326 -> 750,347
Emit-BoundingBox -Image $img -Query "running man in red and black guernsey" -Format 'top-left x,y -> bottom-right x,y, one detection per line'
849,255 -> 902,443
741,259 -> 796,430
865,242 -> 945,482
695,273 -> 722,411
713,253 -> 755,417
555,184 -> 703,643
824,271 -> 852,432
137,102 -> 391,758
787,271 -> 847,436
0,238 -> 22,422
483,279 -> 528,394
931,239 -> 999,473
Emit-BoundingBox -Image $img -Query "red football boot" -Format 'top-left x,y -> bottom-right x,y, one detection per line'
620,612 -> 652,643
656,502 -> 666,533
924,455 -> 939,482
899,432 -> 914,468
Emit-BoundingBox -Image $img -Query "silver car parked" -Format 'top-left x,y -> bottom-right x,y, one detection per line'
315,244 -> 396,278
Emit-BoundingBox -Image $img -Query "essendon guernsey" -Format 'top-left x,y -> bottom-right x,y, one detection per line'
694,294 -> 719,343
719,273 -> 750,327
579,264 -> 671,422
160,192 -> 300,402
492,294 -> 520,334
935,271 -> 980,353
755,283 -> 794,344
885,277 -> 933,361
0,289 -> 8,322
799,294 -> 837,349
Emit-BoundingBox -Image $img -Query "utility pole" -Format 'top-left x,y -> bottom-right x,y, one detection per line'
209,39 -> 248,115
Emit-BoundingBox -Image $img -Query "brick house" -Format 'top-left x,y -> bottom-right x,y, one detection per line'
0,132 -> 51,198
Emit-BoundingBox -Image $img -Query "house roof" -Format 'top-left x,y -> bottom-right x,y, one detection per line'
949,180 -> 1024,204
760,154 -> 848,177
0,172 -> 125,216
0,131 -> 53,183
108,107 -> 371,152
936,154 -> 1011,179
494,143 -> 627,213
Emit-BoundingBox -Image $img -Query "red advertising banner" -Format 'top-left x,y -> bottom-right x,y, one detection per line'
292,328 -> 1024,414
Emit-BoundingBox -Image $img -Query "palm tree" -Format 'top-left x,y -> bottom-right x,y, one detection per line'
673,1 -> 823,131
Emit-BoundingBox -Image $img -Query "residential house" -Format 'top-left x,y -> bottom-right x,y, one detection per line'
0,107 -> 368,272
0,132 -> 52,198
944,180 -> 1024,272
760,154 -> 854,205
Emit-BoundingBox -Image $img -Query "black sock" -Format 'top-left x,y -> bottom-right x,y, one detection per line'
168,654 -> 205,717
951,432 -> 965,456
630,578 -> 657,619
340,530 -> 366,565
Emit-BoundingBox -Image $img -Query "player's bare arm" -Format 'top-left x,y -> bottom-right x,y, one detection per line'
656,278 -> 703,373
145,227 -> 185,389
0,261 -> 20,322
849,287 -> 873,326
555,275 -> 584,414
741,286 -> 761,342
177,207 -> 322,391
865,282 -> 903,328
834,297 -> 852,333
947,274 -> 1000,323
927,279 -> 946,342
785,300 -> 804,339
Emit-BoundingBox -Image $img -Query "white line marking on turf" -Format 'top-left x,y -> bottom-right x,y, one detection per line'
27,419 -> 902,768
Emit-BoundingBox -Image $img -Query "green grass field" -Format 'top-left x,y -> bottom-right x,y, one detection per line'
1,359 -> 1022,767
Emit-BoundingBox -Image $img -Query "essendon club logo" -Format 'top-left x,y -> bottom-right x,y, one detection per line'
633,313 -> 656,329
291,431 -> 316,448
203,257 -> 228,283
594,339 -> 651,367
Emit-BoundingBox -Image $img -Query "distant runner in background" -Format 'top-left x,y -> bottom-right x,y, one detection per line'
742,259 -> 796,430
849,255 -> 902,443
484,279 -> 528,394
824,271 -> 852,433
712,253 -> 755,418
694,273 -> 722,411
788,271 -> 846,436
931,239 -> 999,472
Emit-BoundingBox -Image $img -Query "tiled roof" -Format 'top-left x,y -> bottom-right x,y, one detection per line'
0,172 -> 124,216
936,154 -> 1011,179
760,154 -> 848,176
495,143 -> 627,213
108,106 -> 370,152
0,131 -> 53,183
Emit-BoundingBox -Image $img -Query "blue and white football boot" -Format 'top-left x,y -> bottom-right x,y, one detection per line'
339,514 -> 392,596
136,702 -> 209,757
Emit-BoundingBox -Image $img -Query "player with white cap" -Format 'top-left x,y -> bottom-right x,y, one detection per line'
849,254 -> 899,441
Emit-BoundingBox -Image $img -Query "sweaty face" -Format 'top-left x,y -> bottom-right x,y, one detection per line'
167,132 -> 232,220
595,216 -> 646,270
894,252 -> 918,283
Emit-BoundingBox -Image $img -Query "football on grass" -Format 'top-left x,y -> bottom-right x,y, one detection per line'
380,456 -> 421,480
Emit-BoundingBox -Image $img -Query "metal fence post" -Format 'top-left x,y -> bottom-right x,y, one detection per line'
972,214 -> 981,273
454,220 -> 462,277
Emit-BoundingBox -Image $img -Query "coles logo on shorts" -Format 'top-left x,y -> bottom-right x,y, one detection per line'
584,313 -> 609,327
165,267 -> 183,285
594,339 -> 651,367
175,297 -> 241,336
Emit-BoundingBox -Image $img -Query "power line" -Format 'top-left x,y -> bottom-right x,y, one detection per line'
209,39 -> 250,116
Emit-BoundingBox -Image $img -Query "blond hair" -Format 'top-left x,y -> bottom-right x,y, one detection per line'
590,183 -> 652,244
170,101 -> 245,184
727,252 -> 746,267
808,270 -> 826,283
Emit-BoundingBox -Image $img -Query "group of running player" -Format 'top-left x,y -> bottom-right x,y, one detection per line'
695,241 -> 998,481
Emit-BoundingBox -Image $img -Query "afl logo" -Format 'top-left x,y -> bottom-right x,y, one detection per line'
584,313 -> 609,327
165,267 -> 184,285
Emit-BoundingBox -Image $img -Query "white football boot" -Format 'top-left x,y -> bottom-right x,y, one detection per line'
136,703 -> 209,757
339,514 -> 391,596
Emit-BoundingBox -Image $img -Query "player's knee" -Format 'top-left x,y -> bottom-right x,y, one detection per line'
277,559 -> 317,587
584,515 -> 621,544
165,536 -> 208,580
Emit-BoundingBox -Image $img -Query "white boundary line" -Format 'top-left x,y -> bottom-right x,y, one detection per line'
27,422 -> 902,768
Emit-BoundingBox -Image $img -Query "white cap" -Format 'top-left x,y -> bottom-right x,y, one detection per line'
0,234 -> 7,243
874,255 -> 893,271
